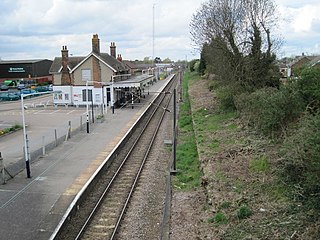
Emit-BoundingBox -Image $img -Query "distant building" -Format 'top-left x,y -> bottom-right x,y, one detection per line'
0,59 -> 53,84
50,34 -> 155,107
277,54 -> 320,78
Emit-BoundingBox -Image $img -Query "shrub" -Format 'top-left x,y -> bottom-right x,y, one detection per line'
279,111 -> 320,210
235,86 -> 304,136
237,205 -> 252,220
215,85 -> 235,110
297,68 -> 320,112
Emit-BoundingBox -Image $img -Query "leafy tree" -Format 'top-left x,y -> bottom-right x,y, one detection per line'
162,57 -> 172,63
189,59 -> 199,72
199,47 -> 206,75
143,56 -> 152,63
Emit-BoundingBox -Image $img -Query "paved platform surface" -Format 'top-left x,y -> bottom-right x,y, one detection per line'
0,78 -> 168,240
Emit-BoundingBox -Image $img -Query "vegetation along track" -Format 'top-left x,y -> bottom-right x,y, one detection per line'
52,75 -> 177,240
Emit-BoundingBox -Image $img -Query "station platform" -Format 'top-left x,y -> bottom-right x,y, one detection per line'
0,78 -> 169,240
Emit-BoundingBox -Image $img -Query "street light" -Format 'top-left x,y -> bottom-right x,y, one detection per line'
85,80 -> 89,133
21,90 -> 60,178
85,80 -> 108,133
21,93 -> 31,178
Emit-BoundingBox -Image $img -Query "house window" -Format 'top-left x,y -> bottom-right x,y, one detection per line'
106,87 -> 111,103
81,69 -> 91,82
82,89 -> 92,101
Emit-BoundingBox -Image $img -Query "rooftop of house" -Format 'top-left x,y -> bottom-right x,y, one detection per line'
49,56 -> 85,73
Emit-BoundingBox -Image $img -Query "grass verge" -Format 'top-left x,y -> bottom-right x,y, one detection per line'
0,124 -> 22,136
173,71 -> 201,190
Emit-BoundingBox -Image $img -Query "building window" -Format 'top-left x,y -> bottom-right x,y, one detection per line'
106,87 -> 111,102
82,69 -> 91,82
82,89 -> 92,101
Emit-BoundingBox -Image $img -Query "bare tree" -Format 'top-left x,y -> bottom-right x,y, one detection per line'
190,0 -> 281,91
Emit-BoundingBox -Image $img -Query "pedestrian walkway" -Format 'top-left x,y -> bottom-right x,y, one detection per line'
0,78 -> 169,240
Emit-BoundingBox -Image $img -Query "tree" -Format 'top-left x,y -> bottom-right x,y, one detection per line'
143,56 -> 152,63
189,59 -> 199,72
190,0 -> 281,92
162,57 -> 172,63
199,47 -> 206,75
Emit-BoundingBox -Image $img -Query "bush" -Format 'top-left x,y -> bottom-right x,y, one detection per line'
279,111 -> 320,210
235,86 -> 304,136
297,68 -> 320,112
237,205 -> 252,220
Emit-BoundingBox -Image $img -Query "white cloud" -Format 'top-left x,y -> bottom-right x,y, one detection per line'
0,0 -> 319,61
0,0 -> 202,61
276,0 -> 320,56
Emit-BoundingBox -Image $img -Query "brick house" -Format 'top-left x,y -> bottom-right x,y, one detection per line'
49,34 -> 153,107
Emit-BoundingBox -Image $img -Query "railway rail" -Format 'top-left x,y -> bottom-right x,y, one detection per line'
50,74 -> 177,240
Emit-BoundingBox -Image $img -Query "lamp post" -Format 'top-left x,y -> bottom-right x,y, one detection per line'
85,80 -> 108,133
86,80 -> 89,133
21,90 -> 60,178
21,93 -> 31,178
111,75 -> 115,114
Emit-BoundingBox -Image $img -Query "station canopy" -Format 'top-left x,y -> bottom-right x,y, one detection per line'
110,74 -> 154,89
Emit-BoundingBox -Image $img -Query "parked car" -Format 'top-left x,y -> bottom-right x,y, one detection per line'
0,91 -> 20,101
35,86 -> 49,92
17,83 -> 26,90
21,88 -> 36,95
0,84 -> 9,91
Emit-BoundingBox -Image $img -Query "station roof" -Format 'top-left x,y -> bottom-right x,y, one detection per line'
111,74 -> 154,89
0,59 -> 51,64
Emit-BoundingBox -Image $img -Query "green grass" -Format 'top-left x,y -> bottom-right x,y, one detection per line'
208,212 -> 228,224
174,71 -> 201,190
249,156 -> 270,172
0,124 -> 22,136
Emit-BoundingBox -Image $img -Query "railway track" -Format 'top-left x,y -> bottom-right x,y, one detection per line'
51,74 -> 177,240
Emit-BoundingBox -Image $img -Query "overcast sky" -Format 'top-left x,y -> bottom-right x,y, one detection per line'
0,0 -> 319,62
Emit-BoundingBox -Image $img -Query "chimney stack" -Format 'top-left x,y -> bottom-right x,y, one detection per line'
92,34 -> 100,54
110,42 -> 116,58
61,45 -> 68,72
61,45 -> 71,85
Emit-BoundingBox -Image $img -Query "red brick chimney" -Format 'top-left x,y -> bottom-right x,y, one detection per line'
92,34 -> 100,54
61,45 -> 71,85
91,35 -> 101,87
117,54 -> 122,62
110,42 -> 116,58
